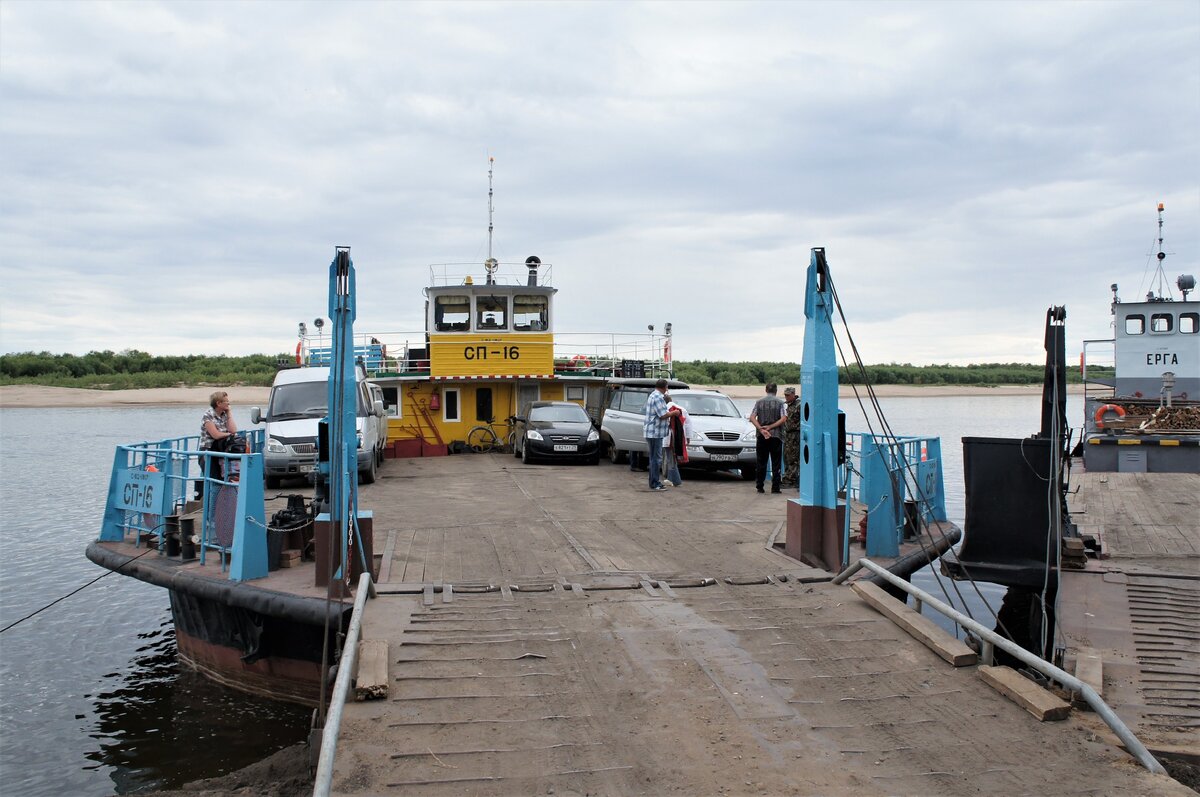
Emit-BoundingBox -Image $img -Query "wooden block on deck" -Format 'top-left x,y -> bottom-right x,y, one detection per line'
850,581 -> 977,667
278,549 -> 302,568
1072,647 -> 1103,698
979,665 -> 1070,721
354,639 -> 389,701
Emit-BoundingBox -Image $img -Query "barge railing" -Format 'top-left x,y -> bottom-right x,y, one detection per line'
313,571 -> 376,797
99,431 -> 271,582
832,557 -> 1166,775
842,432 -> 947,558
299,331 -> 675,380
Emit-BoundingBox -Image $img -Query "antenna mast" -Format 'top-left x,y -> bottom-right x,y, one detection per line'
485,156 -> 497,285
1150,202 -> 1170,300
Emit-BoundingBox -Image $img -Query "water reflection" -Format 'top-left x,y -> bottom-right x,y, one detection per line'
85,618 -> 309,794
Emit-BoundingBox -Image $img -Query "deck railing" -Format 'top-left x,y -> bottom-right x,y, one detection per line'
98,430 -> 271,581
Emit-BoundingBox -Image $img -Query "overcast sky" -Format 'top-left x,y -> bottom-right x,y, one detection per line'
1,1 -> 1197,367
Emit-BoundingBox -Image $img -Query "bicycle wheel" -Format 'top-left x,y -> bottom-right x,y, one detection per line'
467,425 -> 499,453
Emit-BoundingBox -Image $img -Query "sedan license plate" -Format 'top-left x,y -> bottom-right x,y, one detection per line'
709,453 -> 738,462
553,444 -> 578,452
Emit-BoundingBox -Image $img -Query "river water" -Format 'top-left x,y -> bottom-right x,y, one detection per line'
0,394 -> 1080,796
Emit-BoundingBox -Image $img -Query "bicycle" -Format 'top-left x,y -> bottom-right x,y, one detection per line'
466,416 -> 517,453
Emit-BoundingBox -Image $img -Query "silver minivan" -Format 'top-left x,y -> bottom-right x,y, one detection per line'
250,366 -> 387,487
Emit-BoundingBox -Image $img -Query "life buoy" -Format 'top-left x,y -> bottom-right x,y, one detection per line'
295,342 -> 303,365
571,355 -> 592,370
1094,403 -> 1125,429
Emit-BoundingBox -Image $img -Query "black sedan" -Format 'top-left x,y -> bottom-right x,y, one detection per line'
512,401 -> 601,465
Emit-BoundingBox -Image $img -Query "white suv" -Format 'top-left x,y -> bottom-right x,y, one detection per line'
666,389 -> 757,478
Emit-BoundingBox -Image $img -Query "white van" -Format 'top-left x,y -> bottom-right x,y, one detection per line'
250,366 -> 388,487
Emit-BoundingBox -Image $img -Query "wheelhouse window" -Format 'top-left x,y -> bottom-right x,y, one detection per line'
1181,313 -> 1199,334
1124,314 -> 1145,335
1150,313 -> 1173,333
434,296 -> 470,332
475,295 -> 508,330
513,294 -> 549,331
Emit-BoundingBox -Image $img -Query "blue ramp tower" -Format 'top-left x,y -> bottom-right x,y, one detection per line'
785,248 -> 847,570
314,246 -> 373,597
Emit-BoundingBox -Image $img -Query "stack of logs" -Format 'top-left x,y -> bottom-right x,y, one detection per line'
1138,405 -> 1200,432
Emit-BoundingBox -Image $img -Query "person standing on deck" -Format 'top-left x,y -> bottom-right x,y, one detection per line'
750,382 -> 785,494
198,391 -> 238,497
661,394 -> 686,488
643,378 -> 680,492
780,386 -> 801,489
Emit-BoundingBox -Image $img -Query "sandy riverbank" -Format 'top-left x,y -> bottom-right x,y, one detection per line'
0,382 -> 1078,408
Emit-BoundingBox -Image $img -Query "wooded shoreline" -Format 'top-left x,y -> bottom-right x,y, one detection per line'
0,383 -> 1080,409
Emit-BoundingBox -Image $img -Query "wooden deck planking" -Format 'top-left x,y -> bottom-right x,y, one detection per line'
1060,469 -> 1200,755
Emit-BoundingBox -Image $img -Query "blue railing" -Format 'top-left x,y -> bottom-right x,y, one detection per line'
98,430 -> 270,581
305,344 -> 386,372
843,432 -> 946,558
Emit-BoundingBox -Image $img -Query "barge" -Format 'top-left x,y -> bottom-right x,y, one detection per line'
944,203 -> 1199,775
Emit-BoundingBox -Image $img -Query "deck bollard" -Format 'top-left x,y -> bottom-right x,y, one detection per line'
164,515 -> 182,557
179,517 -> 197,560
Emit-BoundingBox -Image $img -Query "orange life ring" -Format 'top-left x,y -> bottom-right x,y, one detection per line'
571,355 -> 592,369
295,342 -> 303,365
1094,403 -> 1125,429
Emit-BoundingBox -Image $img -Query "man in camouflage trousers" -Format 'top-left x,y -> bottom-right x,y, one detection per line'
780,387 -> 800,489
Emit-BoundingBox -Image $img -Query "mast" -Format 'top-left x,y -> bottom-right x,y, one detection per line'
1149,202 -> 1170,300
485,156 -> 497,285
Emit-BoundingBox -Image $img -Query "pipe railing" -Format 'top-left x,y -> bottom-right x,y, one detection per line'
832,557 -> 1165,774
312,571 -> 377,797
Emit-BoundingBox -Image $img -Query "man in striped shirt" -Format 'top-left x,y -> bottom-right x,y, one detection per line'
643,378 -> 680,491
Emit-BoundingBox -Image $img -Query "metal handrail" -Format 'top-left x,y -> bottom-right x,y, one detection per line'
833,557 -> 1165,774
312,572 -> 377,797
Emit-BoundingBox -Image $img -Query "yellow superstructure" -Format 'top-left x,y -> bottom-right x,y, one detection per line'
298,257 -> 672,456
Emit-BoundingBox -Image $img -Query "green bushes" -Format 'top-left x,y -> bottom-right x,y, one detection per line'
0,350 -> 285,389
1,350 -> 1113,390
673,360 -> 1104,387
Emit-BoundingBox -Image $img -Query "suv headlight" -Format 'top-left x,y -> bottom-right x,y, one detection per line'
587,429 -> 599,442
266,438 -> 286,454
527,430 -> 544,441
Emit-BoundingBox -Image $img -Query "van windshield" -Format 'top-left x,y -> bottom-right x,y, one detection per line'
269,381 -> 365,419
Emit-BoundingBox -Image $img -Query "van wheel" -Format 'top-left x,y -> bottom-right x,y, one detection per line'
360,453 -> 377,484
607,443 -> 626,465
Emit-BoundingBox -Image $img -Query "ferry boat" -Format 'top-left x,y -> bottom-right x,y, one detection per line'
1080,203 -> 1199,472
